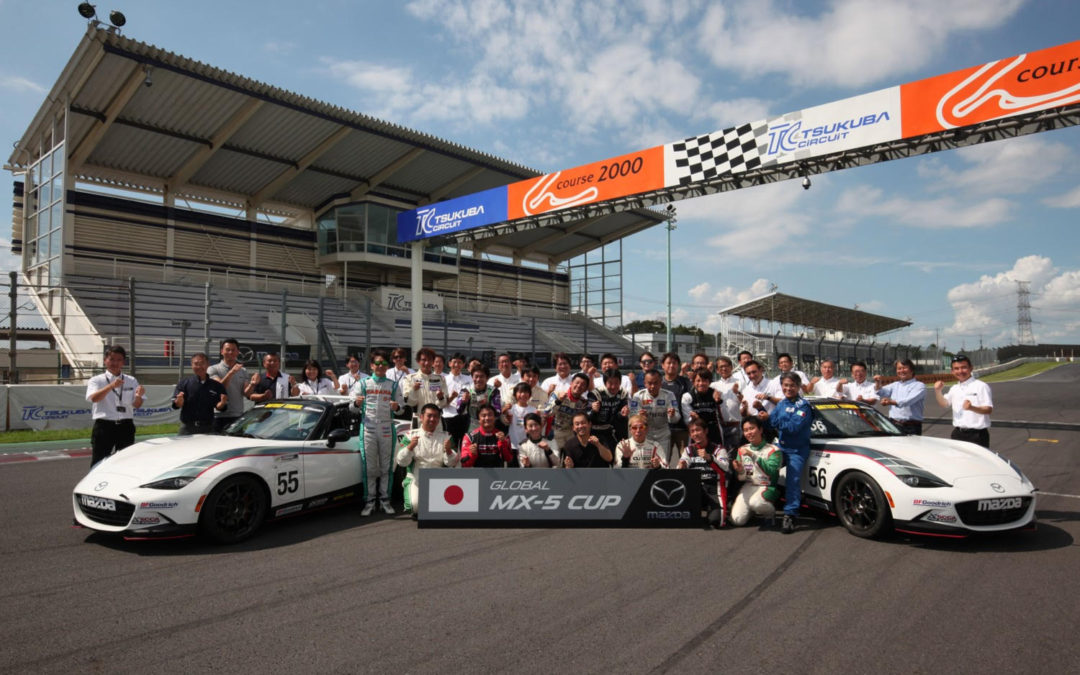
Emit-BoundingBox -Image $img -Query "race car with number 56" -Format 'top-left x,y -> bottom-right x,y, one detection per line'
792,399 -> 1037,538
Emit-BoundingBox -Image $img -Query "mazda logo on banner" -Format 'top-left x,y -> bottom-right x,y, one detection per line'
650,479 -> 686,508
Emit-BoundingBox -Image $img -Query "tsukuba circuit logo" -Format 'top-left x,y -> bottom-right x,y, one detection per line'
428,478 -> 479,512
413,205 -> 485,237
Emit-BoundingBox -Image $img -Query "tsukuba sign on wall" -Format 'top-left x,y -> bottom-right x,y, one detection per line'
397,39 -> 1080,242
418,468 -> 704,528
378,286 -> 444,312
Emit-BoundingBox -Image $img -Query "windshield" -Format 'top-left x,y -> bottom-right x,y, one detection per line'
225,402 -> 327,441
809,402 -> 902,438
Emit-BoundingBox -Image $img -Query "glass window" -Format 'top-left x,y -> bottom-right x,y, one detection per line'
37,205 -> 49,232
41,151 -> 52,180
49,228 -> 62,259
39,180 -> 50,207
49,258 -> 61,286
51,172 -> 63,203
50,201 -> 62,230
337,204 -> 365,252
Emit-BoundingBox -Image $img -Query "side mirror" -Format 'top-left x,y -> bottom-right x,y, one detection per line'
327,428 -> 351,448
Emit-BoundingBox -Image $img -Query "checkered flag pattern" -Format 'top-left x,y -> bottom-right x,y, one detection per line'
670,122 -> 768,185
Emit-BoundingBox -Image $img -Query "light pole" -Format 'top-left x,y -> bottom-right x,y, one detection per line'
665,204 -> 677,353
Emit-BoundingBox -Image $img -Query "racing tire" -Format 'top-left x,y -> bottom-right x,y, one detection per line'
835,471 -> 891,539
198,475 -> 268,544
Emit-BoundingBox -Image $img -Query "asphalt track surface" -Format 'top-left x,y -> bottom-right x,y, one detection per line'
1,366 -> 1077,673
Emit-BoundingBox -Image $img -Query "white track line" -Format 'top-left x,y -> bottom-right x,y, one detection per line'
1038,491 -> 1080,499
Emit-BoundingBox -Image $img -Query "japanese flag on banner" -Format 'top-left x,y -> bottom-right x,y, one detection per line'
428,478 -> 479,512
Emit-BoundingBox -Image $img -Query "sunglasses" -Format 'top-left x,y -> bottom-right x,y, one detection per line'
371,360 -> 389,366
640,359 -> 655,365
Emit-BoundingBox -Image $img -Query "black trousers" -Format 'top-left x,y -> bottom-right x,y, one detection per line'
214,416 -> 239,433
91,419 -> 135,466
951,427 -> 990,448
895,420 -> 923,436
179,420 -> 216,436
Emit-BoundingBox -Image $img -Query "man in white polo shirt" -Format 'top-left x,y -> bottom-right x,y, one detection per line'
934,354 -> 993,448
86,345 -> 146,466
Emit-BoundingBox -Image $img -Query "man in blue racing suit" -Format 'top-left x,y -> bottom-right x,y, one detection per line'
769,372 -> 813,534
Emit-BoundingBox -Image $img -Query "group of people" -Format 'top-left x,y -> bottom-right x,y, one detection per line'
86,341 -> 994,534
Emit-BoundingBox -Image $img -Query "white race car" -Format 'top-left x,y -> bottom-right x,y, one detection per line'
796,399 -> 1037,538
72,397 -> 408,543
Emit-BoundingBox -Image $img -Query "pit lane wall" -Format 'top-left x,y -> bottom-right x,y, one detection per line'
397,39 -> 1080,242
1,385 -> 180,431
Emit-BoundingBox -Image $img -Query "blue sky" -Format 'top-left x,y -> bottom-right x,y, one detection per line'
2,0 -> 1079,348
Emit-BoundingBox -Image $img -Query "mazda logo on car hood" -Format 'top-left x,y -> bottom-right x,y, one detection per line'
650,479 -> 686,508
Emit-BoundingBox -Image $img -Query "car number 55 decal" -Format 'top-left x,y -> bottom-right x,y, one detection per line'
277,470 -> 299,495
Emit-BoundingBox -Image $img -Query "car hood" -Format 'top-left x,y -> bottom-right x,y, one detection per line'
82,435 -> 287,481
817,435 -> 1023,484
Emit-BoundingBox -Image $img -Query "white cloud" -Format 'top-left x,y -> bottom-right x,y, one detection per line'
834,185 -> 1013,229
943,255 -> 1080,344
0,74 -> 45,94
263,41 -> 295,55
917,136 -> 1072,197
321,58 -> 530,125
674,181 -> 817,257
1043,184 -> 1080,209
696,0 -> 1025,89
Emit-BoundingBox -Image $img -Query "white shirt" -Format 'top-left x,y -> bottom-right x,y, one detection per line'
337,370 -> 368,394
86,372 -> 140,420
840,379 -> 878,403
297,378 -> 337,396
811,376 -> 842,398
709,376 -> 743,423
491,371 -> 521,411
771,369 -> 810,390
741,376 -> 777,414
945,377 -> 993,429
541,373 -> 573,397
442,372 -> 474,418
388,366 -> 414,384
504,404 -> 537,449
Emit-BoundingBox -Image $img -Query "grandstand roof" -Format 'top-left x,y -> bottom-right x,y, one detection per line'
7,26 -> 665,265
717,292 -> 911,336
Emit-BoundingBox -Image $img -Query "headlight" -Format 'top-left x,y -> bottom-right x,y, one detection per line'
898,473 -> 950,488
139,476 -> 196,490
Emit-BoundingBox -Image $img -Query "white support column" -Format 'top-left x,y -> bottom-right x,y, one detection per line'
411,241 -> 424,354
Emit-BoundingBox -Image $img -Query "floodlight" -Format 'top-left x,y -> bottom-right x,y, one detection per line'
109,10 -> 126,27
801,176 -> 812,190
77,3 -> 97,19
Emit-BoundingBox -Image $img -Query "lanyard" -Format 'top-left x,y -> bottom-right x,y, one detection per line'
107,374 -> 124,403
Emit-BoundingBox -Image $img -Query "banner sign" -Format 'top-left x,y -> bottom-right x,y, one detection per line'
7,384 -> 179,431
417,468 -> 703,527
396,186 -> 508,244
507,146 -> 664,219
378,286 -> 444,313
396,39 -> 1080,243
900,40 -> 1080,138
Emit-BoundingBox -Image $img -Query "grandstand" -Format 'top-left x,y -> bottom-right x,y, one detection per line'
5,26 -> 659,381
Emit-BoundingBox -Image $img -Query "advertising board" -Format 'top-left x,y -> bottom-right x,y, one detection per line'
418,468 -> 704,528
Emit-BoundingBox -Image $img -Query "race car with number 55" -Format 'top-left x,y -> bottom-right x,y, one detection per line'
72,397 -> 406,544
791,399 -> 1037,538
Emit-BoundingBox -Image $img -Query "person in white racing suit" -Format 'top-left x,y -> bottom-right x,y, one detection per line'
628,369 -> 681,467
350,349 -> 404,517
396,403 -> 459,516
730,415 -> 783,527
614,413 -> 664,468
